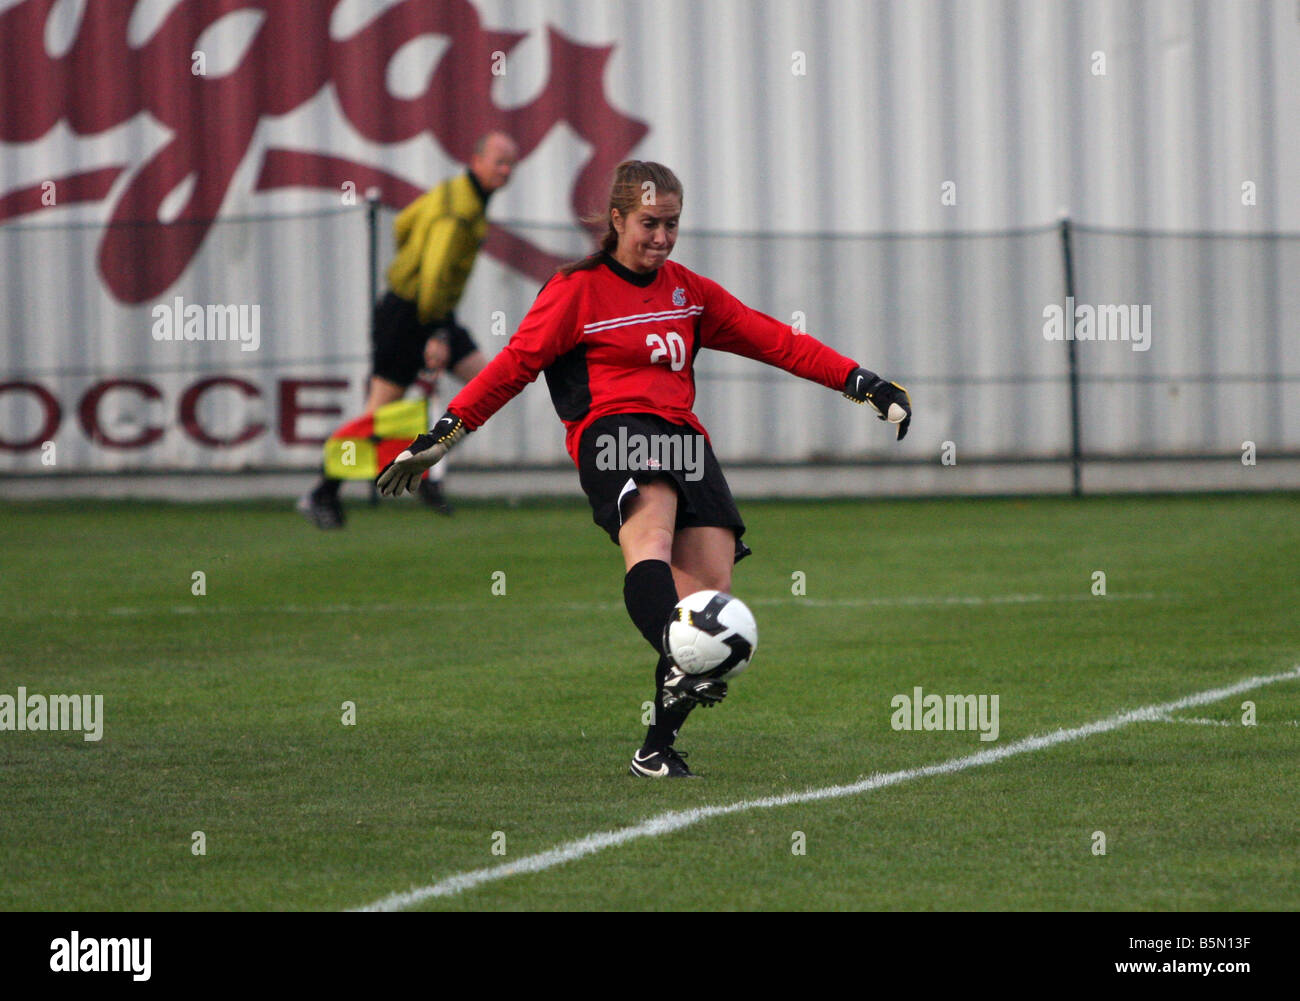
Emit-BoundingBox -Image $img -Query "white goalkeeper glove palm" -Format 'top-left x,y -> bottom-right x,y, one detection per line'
376,413 -> 469,497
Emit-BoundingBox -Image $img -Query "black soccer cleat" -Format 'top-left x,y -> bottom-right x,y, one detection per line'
660,664 -> 727,712
296,487 -> 345,529
417,478 -> 454,516
629,745 -> 697,778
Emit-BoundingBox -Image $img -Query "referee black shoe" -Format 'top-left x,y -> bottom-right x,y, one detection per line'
296,487 -> 345,530
417,478 -> 454,516
629,745 -> 696,778
660,664 -> 727,712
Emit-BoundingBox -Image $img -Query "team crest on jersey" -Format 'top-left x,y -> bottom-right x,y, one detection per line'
672,287 -> 687,307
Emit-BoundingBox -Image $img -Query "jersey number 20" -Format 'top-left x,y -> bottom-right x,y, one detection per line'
646,332 -> 687,371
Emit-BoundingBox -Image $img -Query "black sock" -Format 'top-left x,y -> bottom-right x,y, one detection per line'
645,653 -> 692,750
312,471 -> 341,501
623,560 -> 691,750
623,559 -> 678,654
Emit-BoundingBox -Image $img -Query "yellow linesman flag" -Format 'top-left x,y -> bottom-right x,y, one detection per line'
322,398 -> 428,480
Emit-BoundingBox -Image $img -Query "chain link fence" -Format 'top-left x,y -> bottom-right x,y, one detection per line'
2,204 -> 1295,494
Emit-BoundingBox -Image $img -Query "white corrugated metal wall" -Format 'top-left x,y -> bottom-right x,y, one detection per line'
460,0 -> 1300,467
1,0 -> 1295,476
477,0 -> 1298,233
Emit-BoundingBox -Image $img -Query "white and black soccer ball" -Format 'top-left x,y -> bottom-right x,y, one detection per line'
663,590 -> 758,680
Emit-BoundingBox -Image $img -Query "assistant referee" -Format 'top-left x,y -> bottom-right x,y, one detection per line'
299,131 -> 518,528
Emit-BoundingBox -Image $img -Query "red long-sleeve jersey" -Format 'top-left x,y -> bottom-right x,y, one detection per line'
447,254 -> 859,464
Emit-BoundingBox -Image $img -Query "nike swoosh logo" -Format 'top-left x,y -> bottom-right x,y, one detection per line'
632,753 -> 669,777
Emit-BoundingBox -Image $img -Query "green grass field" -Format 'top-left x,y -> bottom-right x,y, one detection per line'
1,492 -> 1297,911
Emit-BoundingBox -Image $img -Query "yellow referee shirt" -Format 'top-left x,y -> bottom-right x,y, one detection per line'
386,171 -> 489,325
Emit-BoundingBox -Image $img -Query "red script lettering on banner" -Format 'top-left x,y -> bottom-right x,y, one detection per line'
0,0 -> 648,300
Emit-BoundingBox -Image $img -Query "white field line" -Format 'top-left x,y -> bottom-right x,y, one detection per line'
76,591 -> 1166,618
354,664 -> 1300,912
1155,715 -> 1233,726
1154,715 -> 1300,727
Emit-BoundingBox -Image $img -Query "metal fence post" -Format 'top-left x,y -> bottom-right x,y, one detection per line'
1059,216 -> 1083,497
367,189 -> 381,506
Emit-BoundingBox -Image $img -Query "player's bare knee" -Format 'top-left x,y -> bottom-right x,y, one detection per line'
639,520 -> 681,551
701,571 -> 733,593
630,524 -> 675,560
619,517 -> 674,566
671,565 -> 730,595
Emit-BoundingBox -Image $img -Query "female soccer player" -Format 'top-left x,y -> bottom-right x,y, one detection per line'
378,161 -> 911,778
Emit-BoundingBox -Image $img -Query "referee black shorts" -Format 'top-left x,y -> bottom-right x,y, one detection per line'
577,412 -> 752,564
371,291 -> 479,388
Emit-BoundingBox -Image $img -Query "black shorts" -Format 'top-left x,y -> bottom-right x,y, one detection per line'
370,291 -> 479,388
577,413 -> 752,563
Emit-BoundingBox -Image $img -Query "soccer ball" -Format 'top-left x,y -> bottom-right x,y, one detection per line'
664,590 -> 758,680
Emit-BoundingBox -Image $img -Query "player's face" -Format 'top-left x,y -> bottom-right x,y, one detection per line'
612,194 -> 681,273
471,136 -> 518,192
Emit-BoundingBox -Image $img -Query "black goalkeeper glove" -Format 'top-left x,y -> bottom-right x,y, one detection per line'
375,412 -> 470,497
843,367 -> 911,440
